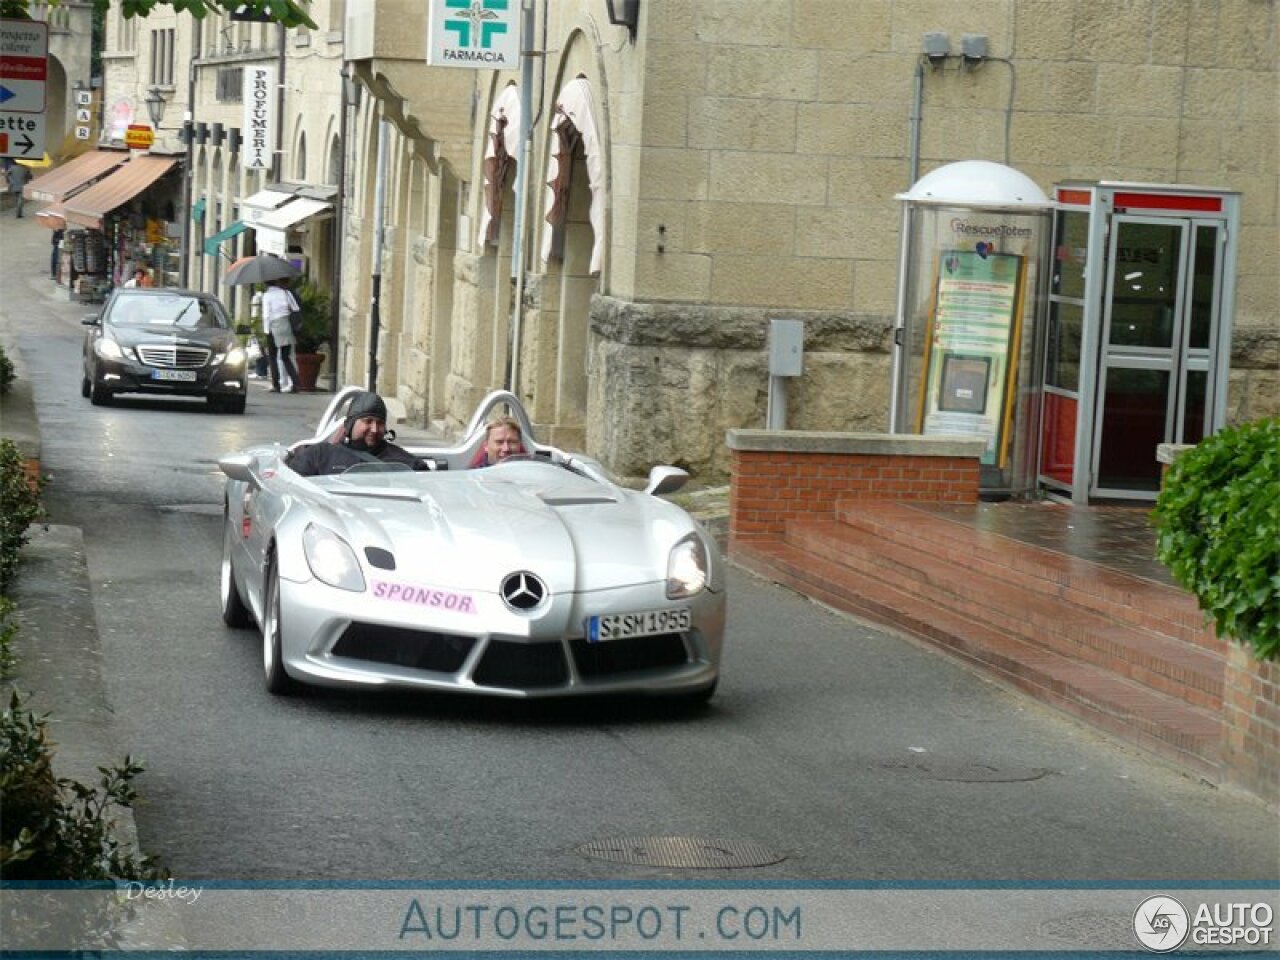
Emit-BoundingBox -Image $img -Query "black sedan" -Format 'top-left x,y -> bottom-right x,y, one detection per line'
81,288 -> 249,414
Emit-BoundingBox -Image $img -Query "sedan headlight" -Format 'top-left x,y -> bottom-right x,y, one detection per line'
95,338 -> 125,360
302,523 -> 366,592
666,533 -> 708,599
218,346 -> 247,368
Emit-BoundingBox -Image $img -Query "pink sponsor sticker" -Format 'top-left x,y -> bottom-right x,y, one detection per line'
370,580 -> 477,614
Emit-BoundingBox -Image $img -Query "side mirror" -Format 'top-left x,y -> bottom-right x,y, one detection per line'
644,465 -> 689,497
81,314 -> 100,326
217,453 -> 262,490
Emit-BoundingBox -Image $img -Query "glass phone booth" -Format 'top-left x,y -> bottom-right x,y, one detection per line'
1041,182 -> 1239,503
891,161 -> 1053,498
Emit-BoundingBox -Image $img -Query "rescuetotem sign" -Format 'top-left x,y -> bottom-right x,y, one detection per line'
242,64 -> 275,171
426,0 -> 520,70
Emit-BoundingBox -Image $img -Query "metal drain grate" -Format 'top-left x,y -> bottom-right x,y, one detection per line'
576,836 -> 785,869
877,759 -> 1051,783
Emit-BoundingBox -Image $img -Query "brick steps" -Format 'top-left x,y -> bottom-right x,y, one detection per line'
787,520 -> 1223,712
732,511 -> 1226,780
835,502 -> 1220,650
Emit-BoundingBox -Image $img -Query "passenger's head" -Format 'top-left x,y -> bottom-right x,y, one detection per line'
344,391 -> 389,451
483,416 -> 523,464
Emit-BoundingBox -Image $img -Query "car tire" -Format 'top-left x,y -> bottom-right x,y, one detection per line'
80,375 -> 90,398
224,394 -> 247,415
220,514 -> 252,629
89,380 -> 112,406
262,553 -> 298,695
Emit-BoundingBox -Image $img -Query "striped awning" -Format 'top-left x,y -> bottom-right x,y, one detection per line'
63,156 -> 178,230
23,149 -> 128,204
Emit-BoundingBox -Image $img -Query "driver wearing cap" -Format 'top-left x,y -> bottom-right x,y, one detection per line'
287,391 -> 425,476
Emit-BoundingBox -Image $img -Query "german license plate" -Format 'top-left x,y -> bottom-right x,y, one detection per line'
586,608 -> 691,643
152,369 -> 196,381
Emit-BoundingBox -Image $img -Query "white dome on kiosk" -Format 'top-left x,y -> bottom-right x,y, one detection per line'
897,160 -> 1051,209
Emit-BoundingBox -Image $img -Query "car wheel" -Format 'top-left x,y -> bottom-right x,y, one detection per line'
262,553 -> 298,695
220,514 -> 252,628
89,379 -> 112,406
80,375 -> 90,399
223,394 -> 247,415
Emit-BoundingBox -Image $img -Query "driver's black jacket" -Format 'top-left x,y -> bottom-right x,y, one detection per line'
286,439 -> 424,476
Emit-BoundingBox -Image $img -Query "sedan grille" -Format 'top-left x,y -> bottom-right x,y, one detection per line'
136,344 -> 211,369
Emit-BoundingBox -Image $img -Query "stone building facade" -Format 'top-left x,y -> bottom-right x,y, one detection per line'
341,0 -> 1277,484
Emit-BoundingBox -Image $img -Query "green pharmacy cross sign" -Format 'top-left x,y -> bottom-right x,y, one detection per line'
428,0 -> 520,69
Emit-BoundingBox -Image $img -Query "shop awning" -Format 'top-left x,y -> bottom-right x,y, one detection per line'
23,149 -> 129,204
240,188 -> 294,226
252,196 -> 332,232
34,203 -> 65,229
63,156 -> 178,230
203,221 -> 249,257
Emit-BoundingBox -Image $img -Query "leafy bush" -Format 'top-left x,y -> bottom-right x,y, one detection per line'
0,692 -> 165,881
291,277 -> 332,354
1153,418 -> 1280,661
0,437 -> 45,595
0,345 -> 14,396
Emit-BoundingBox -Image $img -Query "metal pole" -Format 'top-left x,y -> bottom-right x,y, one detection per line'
506,0 -> 536,394
178,17 -> 200,287
890,60 -> 924,432
368,118 -> 388,391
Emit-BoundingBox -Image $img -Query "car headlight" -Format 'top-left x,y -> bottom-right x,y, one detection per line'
219,346 -> 247,367
95,338 -> 125,360
666,533 -> 708,599
302,523 -> 366,592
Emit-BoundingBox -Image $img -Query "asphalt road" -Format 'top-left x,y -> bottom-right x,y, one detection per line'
2,219 -> 1275,884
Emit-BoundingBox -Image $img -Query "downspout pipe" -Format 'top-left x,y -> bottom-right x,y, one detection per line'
329,62 -> 349,392
273,24 -> 286,182
506,0 -> 538,394
889,58 -> 925,433
178,17 -> 200,287
368,118 -> 388,391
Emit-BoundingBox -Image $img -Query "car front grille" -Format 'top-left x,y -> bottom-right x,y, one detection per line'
570,632 -> 691,677
136,344 -> 211,369
332,624 -> 475,672
473,640 -> 569,688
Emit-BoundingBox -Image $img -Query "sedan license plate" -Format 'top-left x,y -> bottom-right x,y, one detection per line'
152,369 -> 197,382
586,608 -> 691,643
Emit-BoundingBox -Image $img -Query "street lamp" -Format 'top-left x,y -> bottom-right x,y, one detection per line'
144,86 -> 167,127
603,0 -> 638,41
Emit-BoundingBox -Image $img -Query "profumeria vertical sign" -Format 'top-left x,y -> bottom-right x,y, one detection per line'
242,64 -> 275,170
427,0 -> 521,69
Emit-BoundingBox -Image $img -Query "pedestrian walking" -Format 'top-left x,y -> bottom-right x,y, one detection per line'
6,162 -> 31,217
262,277 -> 300,393
50,227 -> 64,279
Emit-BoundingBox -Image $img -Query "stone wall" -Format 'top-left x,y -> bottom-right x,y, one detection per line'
588,294 -> 893,479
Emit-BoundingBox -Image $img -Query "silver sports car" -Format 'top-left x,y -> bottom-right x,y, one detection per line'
218,388 -> 725,699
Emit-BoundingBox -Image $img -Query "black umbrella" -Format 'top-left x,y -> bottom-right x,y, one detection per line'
223,253 -> 300,286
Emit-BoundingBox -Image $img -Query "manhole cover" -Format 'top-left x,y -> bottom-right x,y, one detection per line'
877,759 -> 1050,783
576,836 -> 785,869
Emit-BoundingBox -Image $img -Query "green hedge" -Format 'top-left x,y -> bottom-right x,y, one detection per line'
1153,417 -> 1280,661
0,438 -> 43,594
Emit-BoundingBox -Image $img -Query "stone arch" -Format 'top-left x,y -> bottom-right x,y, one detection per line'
522,30 -> 610,449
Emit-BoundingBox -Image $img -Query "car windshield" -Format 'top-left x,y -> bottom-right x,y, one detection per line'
106,293 -> 229,331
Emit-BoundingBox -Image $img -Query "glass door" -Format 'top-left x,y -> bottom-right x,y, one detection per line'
1091,217 -> 1222,498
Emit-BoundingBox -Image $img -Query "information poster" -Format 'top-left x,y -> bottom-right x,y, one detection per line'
916,250 -> 1026,466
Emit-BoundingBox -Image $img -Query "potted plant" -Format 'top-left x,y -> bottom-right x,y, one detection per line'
289,277 -> 331,391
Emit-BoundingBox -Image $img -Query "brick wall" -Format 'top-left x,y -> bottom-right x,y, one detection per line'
728,447 -> 979,542
1222,644 -> 1280,805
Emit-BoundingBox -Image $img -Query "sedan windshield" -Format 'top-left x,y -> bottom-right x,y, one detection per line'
106,294 -> 229,331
